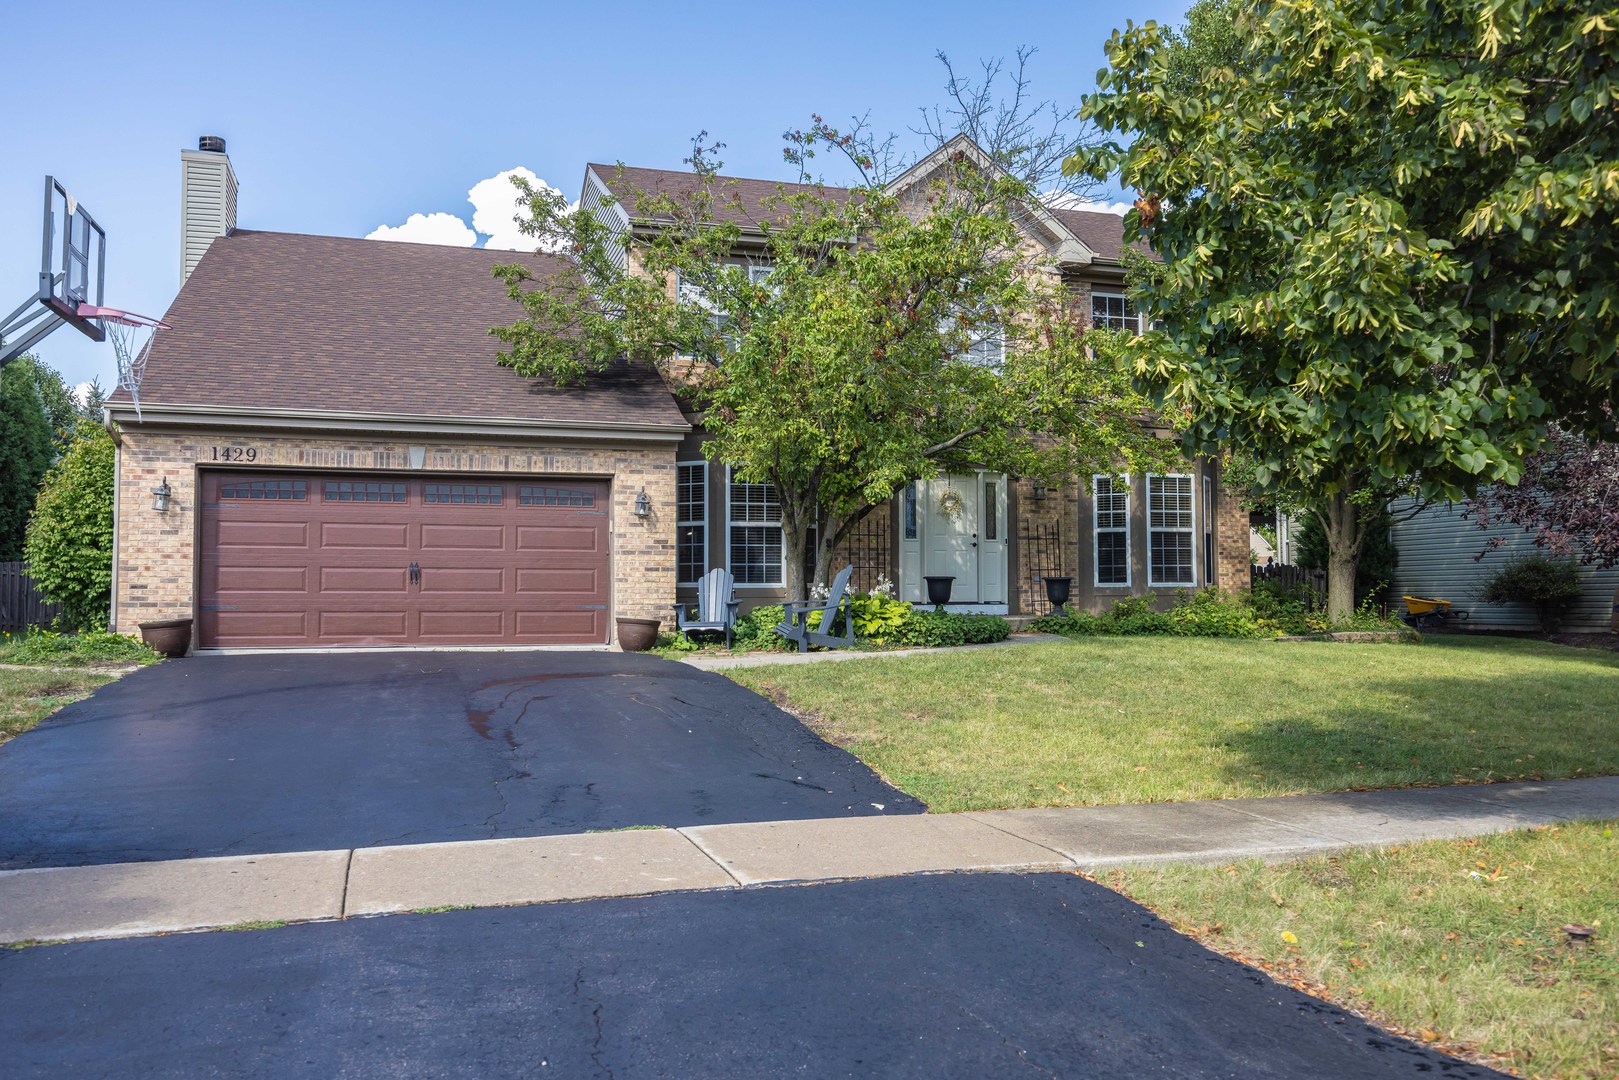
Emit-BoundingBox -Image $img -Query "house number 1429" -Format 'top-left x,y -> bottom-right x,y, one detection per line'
210,447 -> 258,462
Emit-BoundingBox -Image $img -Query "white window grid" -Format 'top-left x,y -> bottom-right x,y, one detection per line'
677,461 -> 707,586
1093,474 -> 1131,587
1091,292 -> 1141,333
726,467 -> 784,586
1147,474 -> 1196,587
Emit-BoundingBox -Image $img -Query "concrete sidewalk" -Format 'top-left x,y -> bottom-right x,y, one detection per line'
680,632 -> 1066,670
4,776 -> 1616,946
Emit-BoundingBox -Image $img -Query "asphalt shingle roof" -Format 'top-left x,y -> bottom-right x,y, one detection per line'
116,230 -> 686,429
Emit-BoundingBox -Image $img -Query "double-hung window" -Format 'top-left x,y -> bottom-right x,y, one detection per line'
676,462 -> 707,585
1093,475 -> 1130,587
727,469 -> 783,586
1091,292 -> 1139,332
1147,474 -> 1196,587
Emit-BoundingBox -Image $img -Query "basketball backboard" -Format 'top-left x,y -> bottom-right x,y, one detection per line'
40,176 -> 107,340
1,176 -> 106,365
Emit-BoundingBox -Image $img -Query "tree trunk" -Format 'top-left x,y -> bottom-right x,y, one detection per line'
781,510 -> 810,604
1320,490 -> 1364,621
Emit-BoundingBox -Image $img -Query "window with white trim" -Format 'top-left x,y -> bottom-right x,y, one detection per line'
1093,475 -> 1130,587
1148,474 -> 1196,586
727,469 -> 783,586
677,462 -> 707,585
1091,292 -> 1139,332
902,483 -> 918,540
963,324 -> 1004,368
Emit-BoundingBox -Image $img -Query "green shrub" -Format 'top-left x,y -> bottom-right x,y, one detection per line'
0,627 -> 162,667
732,604 -> 790,650
881,609 -> 1011,648
1167,588 -> 1269,638
1248,578 -> 1316,634
1028,610 -> 1102,635
1479,554 -> 1583,632
21,420 -> 114,630
848,593 -> 911,639
1101,594 -> 1176,635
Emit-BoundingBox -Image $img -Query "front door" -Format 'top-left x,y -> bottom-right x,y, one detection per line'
923,475 -> 980,600
904,473 -> 1007,605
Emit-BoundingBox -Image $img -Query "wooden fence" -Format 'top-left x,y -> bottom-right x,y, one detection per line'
1251,562 -> 1327,606
0,562 -> 61,634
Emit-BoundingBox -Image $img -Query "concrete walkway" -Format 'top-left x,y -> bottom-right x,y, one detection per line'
4,776 -> 1615,946
681,632 -> 1066,670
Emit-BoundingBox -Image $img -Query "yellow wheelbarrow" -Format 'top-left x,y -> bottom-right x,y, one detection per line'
1401,595 -> 1469,629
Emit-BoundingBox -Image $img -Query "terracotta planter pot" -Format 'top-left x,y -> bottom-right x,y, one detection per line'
615,617 -> 661,652
139,618 -> 193,658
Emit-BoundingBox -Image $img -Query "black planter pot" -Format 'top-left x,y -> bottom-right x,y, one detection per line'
1043,576 -> 1074,615
923,575 -> 955,611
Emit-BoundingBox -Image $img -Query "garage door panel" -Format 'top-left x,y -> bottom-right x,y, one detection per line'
320,522 -> 410,549
515,567 -> 600,594
418,610 -> 507,637
420,567 -> 506,593
319,566 -> 409,593
514,610 -> 607,638
200,473 -> 610,648
213,610 -> 309,641
215,520 -> 310,549
217,566 -> 310,593
419,523 -> 506,551
515,524 -> 603,552
317,610 -> 409,638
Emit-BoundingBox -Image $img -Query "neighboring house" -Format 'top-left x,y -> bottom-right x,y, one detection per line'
1392,501 -> 1619,631
104,136 -> 1249,652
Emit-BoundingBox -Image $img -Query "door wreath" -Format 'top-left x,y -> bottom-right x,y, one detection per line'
937,488 -> 964,521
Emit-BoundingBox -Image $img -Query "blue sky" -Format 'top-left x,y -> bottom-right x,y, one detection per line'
6,0 -> 1191,390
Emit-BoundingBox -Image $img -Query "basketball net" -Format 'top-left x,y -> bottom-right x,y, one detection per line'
77,305 -> 168,420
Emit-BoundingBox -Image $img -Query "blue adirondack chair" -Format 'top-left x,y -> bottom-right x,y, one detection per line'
672,567 -> 741,647
776,565 -> 856,653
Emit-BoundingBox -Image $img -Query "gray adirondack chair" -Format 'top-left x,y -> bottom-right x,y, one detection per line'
776,565 -> 856,653
672,567 -> 741,647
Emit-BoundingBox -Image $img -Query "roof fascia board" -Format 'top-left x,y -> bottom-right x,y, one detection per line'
103,403 -> 691,444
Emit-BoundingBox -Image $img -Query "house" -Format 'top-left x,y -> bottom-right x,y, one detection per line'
104,136 -> 1249,651
1391,501 -> 1619,631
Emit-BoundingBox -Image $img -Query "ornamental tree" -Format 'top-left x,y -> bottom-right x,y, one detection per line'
23,420 -> 114,630
490,134 -> 1174,600
0,356 -> 56,561
1469,426 -> 1619,567
1071,0 -> 1619,617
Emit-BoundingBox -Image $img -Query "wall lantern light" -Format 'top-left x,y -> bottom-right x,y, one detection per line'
152,476 -> 173,513
634,488 -> 652,518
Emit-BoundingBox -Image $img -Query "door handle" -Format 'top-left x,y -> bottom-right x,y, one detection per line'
408,562 -> 420,585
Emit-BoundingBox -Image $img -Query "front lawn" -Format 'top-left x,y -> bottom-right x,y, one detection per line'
1108,822 -> 1619,1079
726,636 -> 1619,810
0,667 -> 112,746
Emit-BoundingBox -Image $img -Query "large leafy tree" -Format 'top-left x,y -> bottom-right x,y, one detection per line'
1071,0 -> 1619,616
24,420 -> 115,630
491,135 -> 1173,600
0,357 -> 57,560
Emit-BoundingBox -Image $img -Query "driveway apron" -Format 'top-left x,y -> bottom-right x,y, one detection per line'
0,652 -> 920,869
0,873 -> 1502,1079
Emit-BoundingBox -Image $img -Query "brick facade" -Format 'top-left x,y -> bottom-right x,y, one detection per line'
113,429 -> 678,640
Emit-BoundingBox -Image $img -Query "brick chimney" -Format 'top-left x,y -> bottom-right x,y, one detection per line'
180,135 -> 238,285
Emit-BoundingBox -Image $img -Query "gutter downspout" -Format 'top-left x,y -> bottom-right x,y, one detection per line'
105,408 -> 120,633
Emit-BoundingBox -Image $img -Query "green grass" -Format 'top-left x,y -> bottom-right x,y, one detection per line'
218,920 -> 288,932
727,636 -> 1619,810
0,628 -> 162,668
1108,821 -> 1619,1078
410,904 -> 477,914
0,666 -> 112,746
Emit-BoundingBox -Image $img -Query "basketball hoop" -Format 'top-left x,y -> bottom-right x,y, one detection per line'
77,304 -> 167,419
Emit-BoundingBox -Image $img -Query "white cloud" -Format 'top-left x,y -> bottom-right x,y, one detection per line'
365,212 -> 478,246
1044,192 -> 1133,216
71,381 -> 97,408
470,167 -> 546,251
366,168 -> 576,252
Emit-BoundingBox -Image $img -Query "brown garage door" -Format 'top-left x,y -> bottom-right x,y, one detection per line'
197,472 -> 610,648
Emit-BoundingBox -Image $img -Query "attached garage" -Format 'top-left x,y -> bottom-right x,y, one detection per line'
198,472 -> 611,648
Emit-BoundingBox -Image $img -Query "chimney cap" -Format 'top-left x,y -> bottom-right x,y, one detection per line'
197,135 -> 227,153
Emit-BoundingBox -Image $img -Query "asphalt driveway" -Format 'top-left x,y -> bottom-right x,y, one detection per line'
0,872 -> 1501,1079
0,652 -> 920,869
